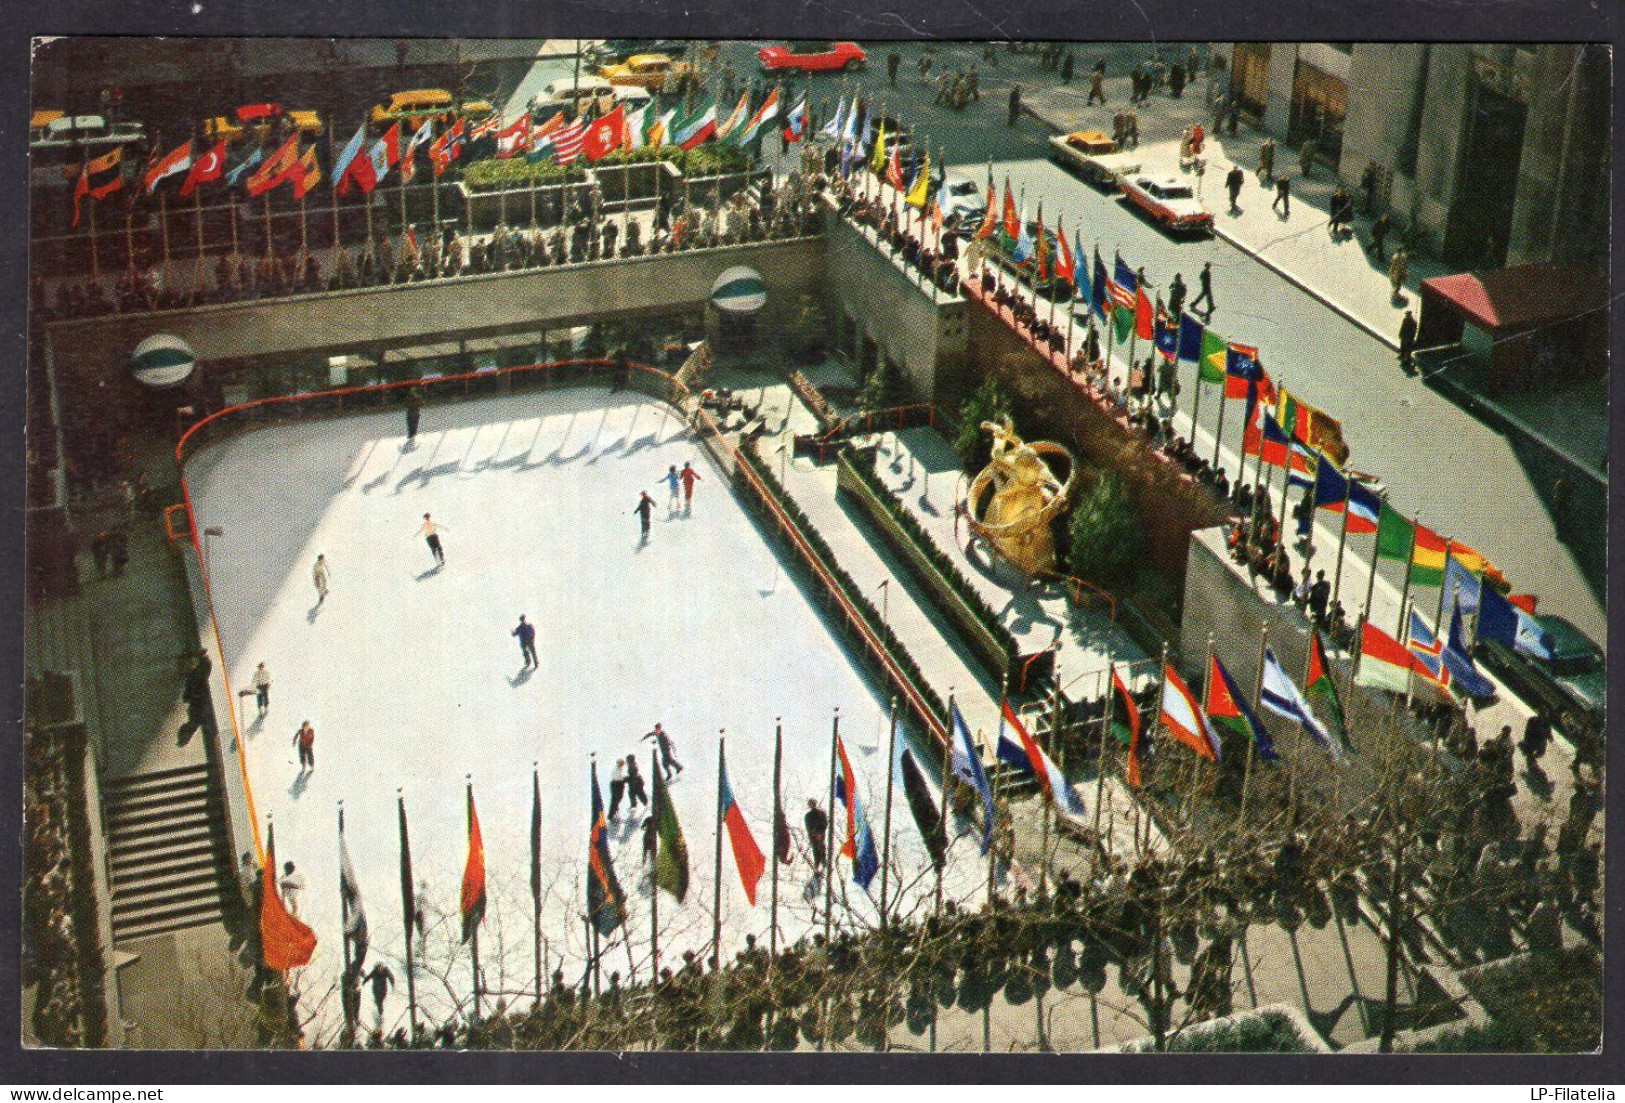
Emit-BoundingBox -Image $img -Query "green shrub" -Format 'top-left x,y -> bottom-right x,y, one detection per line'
955,377 -> 1013,472
1067,470 -> 1144,593
462,143 -> 751,191
463,158 -> 587,191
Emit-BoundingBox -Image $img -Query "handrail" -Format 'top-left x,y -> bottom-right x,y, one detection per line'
1040,569 -> 1119,623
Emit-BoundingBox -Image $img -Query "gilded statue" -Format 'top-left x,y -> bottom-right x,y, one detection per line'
964,418 -> 1075,577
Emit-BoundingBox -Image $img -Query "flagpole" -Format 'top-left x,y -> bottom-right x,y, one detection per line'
467,776 -> 481,1023
1361,509 -> 1381,627
1095,667 -> 1111,846
1434,539 -> 1453,631
532,763 -> 543,1007
159,191 -> 171,266
1348,612 -> 1366,708
1039,686 -> 1061,892
712,731 -> 726,967
821,707 -> 839,1052
1395,515 -> 1419,638
1331,486 -> 1352,630
1211,389 -> 1227,469
329,120 -> 340,251
878,696 -> 899,928
397,789 -> 419,1039
934,691 -> 954,917
770,719 -> 783,961
338,801 -> 356,1048
649,745 -> 661,982
1241,623 -> 1267,825
1192,633 -> 1216,833
88,184 -> 101,279
1276,454 -> 1293,546
193,186 -> 204,283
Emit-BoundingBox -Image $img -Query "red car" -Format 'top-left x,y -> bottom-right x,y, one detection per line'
757,41 -> 866,73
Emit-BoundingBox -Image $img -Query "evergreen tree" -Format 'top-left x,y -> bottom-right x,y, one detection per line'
954,376 -> 1013,472
1066,471 -> 1144,592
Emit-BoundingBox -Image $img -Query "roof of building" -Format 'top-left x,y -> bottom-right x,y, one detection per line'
1420,263 -> 1607,332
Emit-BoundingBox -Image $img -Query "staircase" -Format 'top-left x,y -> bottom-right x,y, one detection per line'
104,764 -> 237,942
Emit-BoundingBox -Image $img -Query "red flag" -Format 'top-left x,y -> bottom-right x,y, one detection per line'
180,141 -> 227,198
1054,219 -> 1075,282
1134,285 -> 1153,340
582,105 -> 627,162
380,122 -> 402,166
143,139 -> 194,194
885,145 -> 904,190
1113,669 -> 1144,788
245,135 -> 300,197
260,824 -> 317,971
289,145 -> 322,200
1001,180 -> 1019,240
719,758 -> 765,906
460,785 -> 486,943
70,168 -> 89,229
428,119 -> 465,178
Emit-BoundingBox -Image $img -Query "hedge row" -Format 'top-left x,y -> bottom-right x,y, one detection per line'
735,439 -> 948,728
462,144 -> 752,192
840,444 -> 1023,680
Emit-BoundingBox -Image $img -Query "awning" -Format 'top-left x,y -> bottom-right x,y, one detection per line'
1420,262 -> 1606,333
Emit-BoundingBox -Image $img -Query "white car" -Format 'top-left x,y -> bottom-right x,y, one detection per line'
1118,174 -> 1213,235
1047,129 -> 1141,188
937,173 -> 987,235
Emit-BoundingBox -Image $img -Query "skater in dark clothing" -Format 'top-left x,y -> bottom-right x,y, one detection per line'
417,514 -> 446,565
1189,261 -> 1214,315
887,51 -> 900,86
405,389 -> 421,446
252,662 -> 271,716
1007,85 -> 1022,127
625,755 -> 650,810
364,962 -> 395,1027
293,720 -> 316,772
609,757 -> 628,819
642,816 -> 658,865
1167,272 -> 1187,319
643,723 -> 683,779
633,491 -> 657,540
513,615 -> 538,669
1519,713 -> 1551,768
1398,310 -> 1418,372
805,799 -> 829,872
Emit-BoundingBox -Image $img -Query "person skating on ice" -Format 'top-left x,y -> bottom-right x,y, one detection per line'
625,755 -> 649,811
633,491 -> 657,541
293,720 -> 316,772
313,554 -> 330,603
609,757 -> 628,820
417,513 -> 446,566
643,722 -> 683,780
679,461 -> 702,511
252,662 -> 271,717
661,465 -> 681,508
512,615 -> 539,670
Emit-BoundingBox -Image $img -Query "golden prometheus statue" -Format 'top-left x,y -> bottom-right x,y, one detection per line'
965,419 -> 1076,578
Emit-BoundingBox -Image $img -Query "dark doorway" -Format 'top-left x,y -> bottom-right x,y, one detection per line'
1447,85 -> 1527,267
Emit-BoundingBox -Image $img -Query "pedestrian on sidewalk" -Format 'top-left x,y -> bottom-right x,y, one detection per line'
1519,713 -> 1551,769
1169,61 -> 1185,98
1225,163 -> 1245,212
1190,261 -> 1214,315
1309,571 -> 1331,626
643,722 -> 684,779
1299,137 -> 1318,178
1388,248 -> 1409,302
512,614 -> 539,669
633,490 -> 657,540
416,513 -> 446,566
1360,162 -> 1380,214
1258,137 -> 1275,183
625,755 -> 649,811
1088,67 -> 1106,105
609,757 -> 628,819
887,51 -> 900,87
679,461 -> 702,509
1007,85 -> 1022,127
293,720 -> 316,772
365,963 -> 394,1029
1272,175 -> 1291,217
1368,213 -> 1392,261
1061,51 -> 1075,84
313,554 -> 330,603
252,662 -> 271,717
1167,272 -> 1187,318
1398,310 -> 1418,371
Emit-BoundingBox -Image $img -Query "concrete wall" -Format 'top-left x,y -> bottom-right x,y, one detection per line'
821,214 -> 967,402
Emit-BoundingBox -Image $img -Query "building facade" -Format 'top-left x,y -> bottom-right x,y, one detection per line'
1218,42 -> 1609,269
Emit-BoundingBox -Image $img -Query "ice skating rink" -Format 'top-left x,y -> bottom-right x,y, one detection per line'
184,387 -> 987,1038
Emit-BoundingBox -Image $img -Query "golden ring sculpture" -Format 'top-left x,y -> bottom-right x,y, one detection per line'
964,419 -> 1076,578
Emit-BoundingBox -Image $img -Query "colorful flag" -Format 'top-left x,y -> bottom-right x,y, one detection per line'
399,118 -> 435,182
459,784 -> 486,943
652,749 -> 690,902
225,144 -> 264,188
427,119 -> 465,177
70,147 -> 125,226
1154,307 -> 1178,360
1111,668 -> 1145,787
1478,582 -> 1554,661
1159,663 -> 1221,762
1356,620 -> 1417,694
339,826 -> 368,969
736,88 -> 782,148
819,97 -> 846,141
1304,630 -> 1349,751
974,181 -> 998,240
1243,402 -> 1293,468
899,749 -> 947,870
582,105 -> 627,161
950,702 -> 995,854
1134,285 -> 1154,340
868,119 -> 888,171
1054,218 -> 1076,283
1346,481 -> 1381,534
1374,503 -> 1414,563
1308,407 -> 1350,466
1177,314 -> 1203,364
178,141 -> 226,199
906,148 -> 931,208
996,701 -> 1087,816
1409,524 -> 1448,588
1442,600 -> 1497,699
260,823 -> 317,971
1073,230 -> 1092,303
781,96 -> 807,142
1405,607 -> 1453,693
1314,455 -> 1349,512
587,760 -> 627,936
885,143 -> 905,190
289,145 -> 322,199
552,118 -> 587,164
644,108 -> 676,149
244,135 -> 301,197
1260,647 -> 1338,755
1441,550 -> 1483,616
676,101 -> 719,150
1114,255 -> 1137,296
1001,179 -> 1019,240
717,92 -> 750,140
1223,342 -> 1261,399
1091,249 -> 1109,319
718,753 -> 763,905
143,139 -> 193,193
1205,654 -> 1276,760
331,124 -> 368,186
833,735 -> 880,891
1197,326 -> 1228,383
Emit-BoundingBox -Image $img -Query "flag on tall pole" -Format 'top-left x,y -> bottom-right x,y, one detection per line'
460,783 -> 486,943
397,792 -> 419,1034
949,702 -> 995,853
1304,630 -> 1349,751
587,760 -> 627,935
179,141 -> 226,198
1356,620 -> 1421,693
260,821 -> 316,971
994,700 -> 1087,816
143,139 -> 193,193
1158,662 -> 1221,762
1108,666 -> 1145,784
900,749 -> 948,870
833,734 -> 880,891
1204,653 -> 1276,760
339,818 -> 369,969
652,749 -> 690,902
718,752 -> 765,905
717,92 -> 750,140
1259,648 -> 1339,755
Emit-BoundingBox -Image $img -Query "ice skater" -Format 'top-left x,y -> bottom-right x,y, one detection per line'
642,816 -> 658,866
279,860 -> 306,916
293,720 -> 316,772
251,662 -> 271,717
512,615 -> 539,670
643,722 -> 684,780
313,554 -> 330,603
805,798 -> 829,873
679,461 -> 702,511
417,513 -> 446,566
625,755 -> 650,811
632,491 -> 657,542
364,962 -> 395,1030
404,389 -> 422,447
609,757 -> 628,819
661,465 -> 681,508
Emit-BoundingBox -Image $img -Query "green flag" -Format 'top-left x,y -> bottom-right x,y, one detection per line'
1375,503 -> 1415,563
1113,303 -> 1135,343
1197,327 -> 1227,383
652,759 -> 689,903
1305,630 -> 1350,751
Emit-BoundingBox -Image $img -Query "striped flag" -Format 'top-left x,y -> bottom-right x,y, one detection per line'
143,139 -> 193,193
833,734 -> 880,891
1205,654 -> 1275,760
718,752 -> 764,905
551,118 -> 587,164
950,702 -> 994,854
652,747 -> 690,902
587,760 -> 627,936
459,783 -> 486,943
1356,621 -> 1420,694
1159,663 -> 1221,762
995,700 -> 1086,816
1304,630 -> 1349,751
1259,648 -> 1338,756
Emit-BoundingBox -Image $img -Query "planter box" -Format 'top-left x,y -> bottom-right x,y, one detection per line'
591,158 -> 683,205
454,174 -> 596,232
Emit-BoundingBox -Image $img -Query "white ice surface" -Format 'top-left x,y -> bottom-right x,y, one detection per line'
184,388 -> 990,1041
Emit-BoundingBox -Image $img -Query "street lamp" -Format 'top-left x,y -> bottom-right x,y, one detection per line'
876,577 -> 890,634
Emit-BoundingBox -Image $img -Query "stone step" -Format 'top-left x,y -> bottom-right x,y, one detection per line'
109,837 -> 220,876
112,896 -> 227,942
106,791 -> 212,830
111,865 -> 223,910
106,807 -> 221,848
104,762 -> 213,796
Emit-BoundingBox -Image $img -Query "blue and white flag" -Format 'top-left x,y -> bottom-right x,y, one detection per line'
330,123 -> 367,185
225,145 -> 264,187
1441,552 -> 1482,616
821,98 -> 846,141
1259,647 -> 1337,754
950,702 -> 995,854
1442,600 -> 1497,699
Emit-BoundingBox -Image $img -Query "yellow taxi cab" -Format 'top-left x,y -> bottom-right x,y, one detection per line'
202,104 -> 325,144
597,53 -> 699,94
30,109 -> 66,142
368,89 -> 495,129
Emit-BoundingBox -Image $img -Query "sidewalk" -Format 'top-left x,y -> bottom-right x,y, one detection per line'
1020,82 -> 1609,485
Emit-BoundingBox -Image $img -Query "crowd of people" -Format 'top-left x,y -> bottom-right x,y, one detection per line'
22,720 -> 92,1046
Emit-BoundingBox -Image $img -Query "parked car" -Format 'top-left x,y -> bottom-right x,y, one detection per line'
584,39 -> 690,67
1118,173 -> 1212,235
369,89 -> 495,129
529,78 -> 620,120
986,220 -> 1075,300
202,104 -> 324,144
599,53 -> 700,94
29,113 -> 146,185
1477,614 -> 1604,745
937,173 -> 987,235
1047,129 -> 1141,188
757,40 -> 866,73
